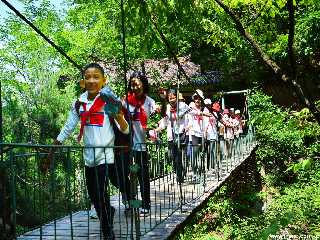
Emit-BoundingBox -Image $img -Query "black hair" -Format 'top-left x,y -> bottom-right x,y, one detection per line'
128,71 -> 149,94
82,63 -> 104,77
168,88 -> 177,96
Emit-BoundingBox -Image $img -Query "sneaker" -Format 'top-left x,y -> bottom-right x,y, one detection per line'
191,175 -> 200,184
139,208 -> 150,216
89,209 -> 98,219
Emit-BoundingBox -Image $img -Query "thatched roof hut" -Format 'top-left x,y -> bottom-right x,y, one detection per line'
101,56 -> 222,98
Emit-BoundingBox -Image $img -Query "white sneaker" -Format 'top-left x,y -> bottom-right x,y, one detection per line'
140,208 -> 150,216
192,175 -> 200,184
89,209 -> 98,219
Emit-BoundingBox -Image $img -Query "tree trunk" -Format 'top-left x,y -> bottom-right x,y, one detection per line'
286,0 -> 320,122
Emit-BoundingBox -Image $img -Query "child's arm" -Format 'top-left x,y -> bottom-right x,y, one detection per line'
56,102 -> 80,143
154,117 -> 167,133
41,103 -> 79,174
114,111 -> 129,134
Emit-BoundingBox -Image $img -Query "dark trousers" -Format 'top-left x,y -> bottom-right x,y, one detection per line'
168,141 -> 185,183
191,136 -> 202,175
134,151 -> 151,210
206,140 -> 217,169
85,164 -> 114,240
108,151 -> 132,203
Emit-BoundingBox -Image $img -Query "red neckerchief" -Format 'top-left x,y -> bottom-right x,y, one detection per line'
209,117 -> 215,128
170,105 -> 177,120
194,108 -> 203,125
77,96 -> 105,142
127,92 -> 147,129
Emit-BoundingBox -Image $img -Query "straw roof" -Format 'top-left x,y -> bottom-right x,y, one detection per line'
99,56 -> 221,96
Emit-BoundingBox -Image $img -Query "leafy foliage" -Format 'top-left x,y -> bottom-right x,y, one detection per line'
249,91 -> 319,182
0,2 -> 76,144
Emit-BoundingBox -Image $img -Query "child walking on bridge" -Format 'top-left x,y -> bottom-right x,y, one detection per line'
122,71 -> 158,215
52,63 -> 129,240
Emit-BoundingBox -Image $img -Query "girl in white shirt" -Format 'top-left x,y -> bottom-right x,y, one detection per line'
122,71 -> 157,215
203,99 -> 218,170
155,89 -> 190,183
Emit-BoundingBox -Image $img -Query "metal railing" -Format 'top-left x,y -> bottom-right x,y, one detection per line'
0,127 -> 255,239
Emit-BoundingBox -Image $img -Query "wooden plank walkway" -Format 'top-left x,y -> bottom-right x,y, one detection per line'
18,143 -> 256,240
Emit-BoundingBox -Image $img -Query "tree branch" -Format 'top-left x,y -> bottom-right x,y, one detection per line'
140,0 -> 192,83
213,0 -> 320,124
286,0 -> 320,122
213,0 -> 287,79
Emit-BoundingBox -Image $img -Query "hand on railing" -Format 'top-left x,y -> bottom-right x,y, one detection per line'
148,129 -> 158,142
39,139 -> 61,174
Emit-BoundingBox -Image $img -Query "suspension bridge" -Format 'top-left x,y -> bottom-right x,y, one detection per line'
0,0 -> 258,239
1,128 -> 255,240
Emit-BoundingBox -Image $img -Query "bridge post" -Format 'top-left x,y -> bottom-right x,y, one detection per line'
0,161 -> 15,240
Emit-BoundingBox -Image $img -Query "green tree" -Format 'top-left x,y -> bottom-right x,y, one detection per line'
0,1 -> 75,143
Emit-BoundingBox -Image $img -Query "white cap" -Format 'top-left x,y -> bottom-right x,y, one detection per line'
192,89 -> 204,100
230,108 -> 235,112
204,98 -> 212,105
235,109 -> 241,114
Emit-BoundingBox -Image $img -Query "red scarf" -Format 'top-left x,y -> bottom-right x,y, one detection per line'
127,92 -> 148,129
209,117 -> 215,128
195,108 -> 203,125
77,97 -> 105,142
195,115 -> 203,125
169,106 -> 177,120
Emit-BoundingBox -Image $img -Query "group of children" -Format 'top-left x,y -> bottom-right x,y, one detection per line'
152,88 -> 245,183
53,63 -> 245,240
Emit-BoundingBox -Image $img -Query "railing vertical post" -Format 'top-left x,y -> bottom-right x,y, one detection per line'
49,146 -> 57,240
128,155 -> 141,239
216,141 -> 220,181
202,142 -> 207,192
225,140 -> 228,173
35,148 -> 43,240
231,140 -> 233,169
66,147 -> 74,239
9,148 -> 16,239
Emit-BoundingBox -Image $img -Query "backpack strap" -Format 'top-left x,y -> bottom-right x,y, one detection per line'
74,100 -> 82,117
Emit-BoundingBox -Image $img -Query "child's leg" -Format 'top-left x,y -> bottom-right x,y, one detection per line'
108,152 -> 131,202
191,136 -> 201,175
134,151 -> 151,210
209,140 -> 216,169
168,141 -> 175,169
173,142 -> 184,183
85,165 -> 114,239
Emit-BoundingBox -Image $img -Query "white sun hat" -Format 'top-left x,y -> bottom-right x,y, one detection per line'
192,89 -> 204,100
204,98 -> 212,105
